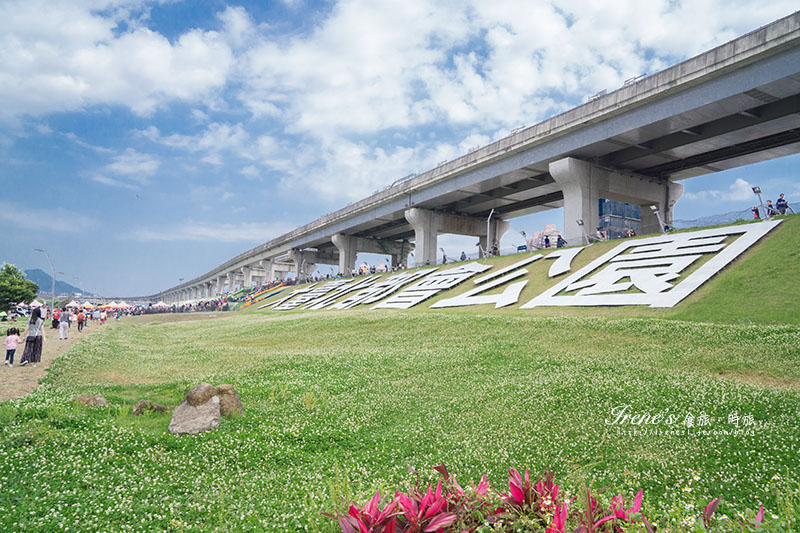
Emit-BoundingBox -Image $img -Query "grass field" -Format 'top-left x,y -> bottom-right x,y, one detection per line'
0,217 -> 798,531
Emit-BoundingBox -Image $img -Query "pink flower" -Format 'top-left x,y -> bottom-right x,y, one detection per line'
755,506 -> 765,529
610,490 -> 643,521
546,502 -> 569,533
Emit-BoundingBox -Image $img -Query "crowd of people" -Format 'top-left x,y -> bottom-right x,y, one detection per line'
753,193 -> 791,218
162,297 -> 230,314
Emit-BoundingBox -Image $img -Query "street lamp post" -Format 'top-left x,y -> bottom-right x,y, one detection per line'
752,186 -> 769,220
576,219 -> 590,246
649,205 -> 668,234
34,248 -> 56,313
486,208 -> 495,257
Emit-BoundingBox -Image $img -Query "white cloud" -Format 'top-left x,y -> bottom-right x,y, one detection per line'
63,133 -> 115,154
126,220 -> 293,242
0,0 -> 234,121
138,123 -> 251,164
684,177 -> 756,202
105,148 -> 159,177
90,148 -> 160,189
237,0 -> 799,141
0,201 -> 98,232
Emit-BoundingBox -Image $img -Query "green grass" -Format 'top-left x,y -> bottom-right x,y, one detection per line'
1,217 -> 798,531
1,311 -> 798,531
666,214 -> 800,324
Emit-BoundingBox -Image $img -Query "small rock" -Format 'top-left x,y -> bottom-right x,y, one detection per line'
215,384 -> 243,416
132,400 -> 168,416
74,394 -> 109,407
168,396 -> 220,435
185,382 -> 217,407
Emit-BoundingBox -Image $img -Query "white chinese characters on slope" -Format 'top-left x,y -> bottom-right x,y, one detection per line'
268,247 -> 587,311
431,255 -> 542,309
430,247 -> 587,309
522,221 -> 781,308
373,263 -> 491,309
332,269 -> 436,309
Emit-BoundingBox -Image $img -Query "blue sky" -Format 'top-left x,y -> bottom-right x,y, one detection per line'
1,0 -> 799,296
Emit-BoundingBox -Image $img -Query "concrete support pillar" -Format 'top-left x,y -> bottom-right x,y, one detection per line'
404,208 -> 438,267
332,234 -> 358,275
332,234 -> 411,273
404,207 -> 510,266
254,259 -> 274,284
240,266 -> 252,289
288,250 -> 316,280
549,157 -> 684,244
262,260 -> 275,283
216,276 -> 225,296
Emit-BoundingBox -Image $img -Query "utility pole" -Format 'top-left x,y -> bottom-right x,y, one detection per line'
34,248 -> 56,312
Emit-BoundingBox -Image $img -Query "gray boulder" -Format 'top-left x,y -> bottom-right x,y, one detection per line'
132,400 -> 168,416
185,382 -> 217,406
215,384 -> 243,417
74,394 -> 109,407
169,395 -> 220,435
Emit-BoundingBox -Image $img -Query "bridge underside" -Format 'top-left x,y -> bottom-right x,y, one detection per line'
303,75 -> 800,258
158,15 -> 800,301
312,87 -> 797,262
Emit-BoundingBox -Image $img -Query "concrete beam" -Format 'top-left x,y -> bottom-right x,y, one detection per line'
549,157 -> 684,244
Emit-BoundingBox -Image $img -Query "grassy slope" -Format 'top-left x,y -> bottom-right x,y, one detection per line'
250,215 -> 799,325
665,215 -> 800,324
0,311 -> 797,531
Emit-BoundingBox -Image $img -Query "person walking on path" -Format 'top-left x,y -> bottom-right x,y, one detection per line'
58,308 -> 69,340
5,327 -> 22,366
76,310 -> 86,332
19,307 -> 46,367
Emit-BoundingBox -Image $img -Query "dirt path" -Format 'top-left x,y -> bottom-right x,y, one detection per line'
1,320 -> 99,401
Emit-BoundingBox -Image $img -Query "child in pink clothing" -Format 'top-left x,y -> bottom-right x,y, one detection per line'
5,327 -> 21,366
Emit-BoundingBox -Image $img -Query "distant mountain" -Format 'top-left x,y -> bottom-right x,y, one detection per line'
672,209 -> 752,229
24,269 -> 91,296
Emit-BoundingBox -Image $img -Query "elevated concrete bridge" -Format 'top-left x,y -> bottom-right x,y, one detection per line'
158,12 -> 800,304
